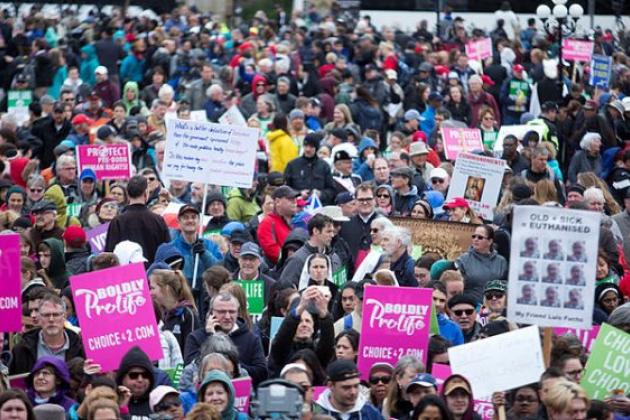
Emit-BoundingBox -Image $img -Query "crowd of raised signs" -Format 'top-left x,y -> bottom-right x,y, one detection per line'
0,2 -> 630,420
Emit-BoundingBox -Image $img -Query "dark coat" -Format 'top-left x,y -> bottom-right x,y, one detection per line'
284,156 -> 337,205
9,328 -> 85,374
339,212 -> 380,262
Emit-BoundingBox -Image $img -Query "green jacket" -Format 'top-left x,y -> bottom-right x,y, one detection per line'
226,188 -> 261,223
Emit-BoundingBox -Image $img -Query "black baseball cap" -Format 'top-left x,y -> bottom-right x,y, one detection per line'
178,204 -> 200,218
272,185 -> 299,199
327,360 -> 360,382
447,293 -> 478,310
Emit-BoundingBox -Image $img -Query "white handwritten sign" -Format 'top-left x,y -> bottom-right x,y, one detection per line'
164,119 -> 258,188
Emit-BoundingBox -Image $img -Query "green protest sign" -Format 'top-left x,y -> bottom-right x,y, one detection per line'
332,266 -> 347,287
580,323 -> 630,399
8,90 -> 32,109
235,280 -> 264,315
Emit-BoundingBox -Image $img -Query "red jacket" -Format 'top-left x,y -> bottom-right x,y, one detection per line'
257,212 -> 292,264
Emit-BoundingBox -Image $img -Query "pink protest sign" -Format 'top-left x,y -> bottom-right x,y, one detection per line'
562,39 -> 594,62
312,386 -> 327,403
552,326 -> 600,352
232,377 -> 252,413
86,223 -> 109,254
70,263 -> 163,372
0,234 -> 22,332
432,363 -> 452,393
442,127 -> 483,161
465,38 -> 493,61
474,396 -> 495,420
76,144 -> 132,180
358,286 -> 432,379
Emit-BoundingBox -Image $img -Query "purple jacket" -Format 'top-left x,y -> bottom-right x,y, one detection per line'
27,356 -> 76,410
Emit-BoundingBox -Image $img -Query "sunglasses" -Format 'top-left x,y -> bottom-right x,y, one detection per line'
30,188 -> 43,193
485,292 -> 504,300
376,194 -> 390,199
369,376 -> 392,385
127,371 -> 151,380
452,309 -> 475,317
155,400 -> 182,411
471,234 -> 487,240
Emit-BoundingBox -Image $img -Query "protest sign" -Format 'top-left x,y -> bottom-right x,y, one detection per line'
232,377 -> 252,413
0,234 -> 22,332
446,153 -> 505,221
465,38 -> 493,62
492,124 -> 546,156
357,286 -> 432,379
312,386 -> 327,403
442,127 -> 483,160
562,39 -> 594,62
507,206 -> 600,328
580,323 -> 630,399
392,218 -> 475,260
449,325 -> 544,397
553,326 -> 601,352
432,363 -> 451,393
164,119 -> 258,188
86,223 -> 110,254
76,144 -> 132,180
431,363 -> 494,420
189,110 -> 208,122
234,280 -> 265,315
70,263 -> 163,372
7,90 -> 32,126
590,55 -> 613,89
219,105 -> 248,126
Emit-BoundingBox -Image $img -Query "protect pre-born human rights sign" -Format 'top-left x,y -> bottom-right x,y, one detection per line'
76,144 -> 132,180
70,263 -> 163,372
357,286 -> 432,379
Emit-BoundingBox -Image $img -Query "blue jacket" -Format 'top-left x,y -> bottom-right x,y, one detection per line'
120,54 -> 145,84
161,234 -> 223,290
420,106 -> 437,138
437,313 -> 464,346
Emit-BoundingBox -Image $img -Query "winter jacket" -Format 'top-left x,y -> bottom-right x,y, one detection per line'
284,156 -> 337,205
257,212 -> 293,264
186,78 -> 214,111
456,247 -> 508,304
387,250 -> 418,287
268,129 -> 298,173
281,242 -> 342,287
26,356 -> 76,410
437,313 -> 464,346
158,321 -> 184,370
269,308 -> 335,377
198,370 -> 248,420
120,53 -> 145,85
162,303 -> 199,352
31,116 -> 72,169
184,319 -> 268,386
94,79 -> 121,109
42,238 -> 70,289
49,65 -> 67,100
64,248 -> 90,276
44,184 -> 81,227
115,347 -> 156,419
314,388 -> 384,420
393,185 -> 420,217
468,91 -> 501,128
121,81 -> 149,115
339,212 -> 380,262
269,228 -> 309,279
567,150 -> 602,185
9,328 -> 85,374
79,44 -> 99,88
226,188 -> 261,223
162,233 -> 223,291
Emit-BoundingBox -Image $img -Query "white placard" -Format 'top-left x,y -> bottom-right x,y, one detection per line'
164,119 -> 258,188
493,124 -> 546,156
507,206 -> 600,328
189,110 -> 208,122
448,326 -> 544,397
445,153 -> 505,221
219,105 -> 248,127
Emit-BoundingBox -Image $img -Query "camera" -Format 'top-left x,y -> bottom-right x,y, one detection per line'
250,379 -> 305,419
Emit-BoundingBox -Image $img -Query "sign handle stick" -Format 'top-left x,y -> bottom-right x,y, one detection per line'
497,405 -> 507,420
192,184 -> 208,290
543,327 -> 553,367
571,65 -> 578,84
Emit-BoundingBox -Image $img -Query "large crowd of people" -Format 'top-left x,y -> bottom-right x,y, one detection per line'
0,2 -> 629,420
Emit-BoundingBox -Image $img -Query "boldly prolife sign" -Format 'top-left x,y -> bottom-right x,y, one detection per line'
0,234 -> 22,332
507,206 -> 600,328
357,286 -> 432,378
70,263 -> 163,372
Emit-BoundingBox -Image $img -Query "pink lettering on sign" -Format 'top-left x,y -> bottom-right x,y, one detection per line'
358,286 -> 432,379
562,39 -> 594,62
76,144 -> 132,180
70,263 -> 163,372
0,234 -> 22,332
232,377 -> 252,413
442,127 -> 484,160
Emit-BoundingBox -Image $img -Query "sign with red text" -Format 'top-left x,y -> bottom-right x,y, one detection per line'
562,39 -> 594,62
76,144 -> 132,180
442,127 -> 483,161
357,286 -> 432,379
70,263 -> 163,372
465,38 -> 493,61
232,377 -> 252,413
0,235 -> 22,332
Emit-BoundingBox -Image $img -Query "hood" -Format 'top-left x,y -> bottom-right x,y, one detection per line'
358,137 -> 378,155
399,184 -> 419,197
42,238 -> 67,278
315,387 -> 367,415
115,346 -> 155,390
80,44 -> 97,60
198,370 -> 237,420
43,184 -> 68,228
251,74 -> 268,99
123,81 -> 140,106
298,252 -> 334,291
28,356 -> 71,390
267,129 -> 288,142
439,374 -> 476,420
154,242 -> 184,264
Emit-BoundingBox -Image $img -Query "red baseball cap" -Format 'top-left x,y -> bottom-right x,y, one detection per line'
512,64 -> 525,73
443,197 -> 470,210
71,114 -> 93,126
62,225 -> 87,248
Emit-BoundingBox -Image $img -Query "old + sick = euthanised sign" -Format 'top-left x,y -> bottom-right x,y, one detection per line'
164,119 -> 259,188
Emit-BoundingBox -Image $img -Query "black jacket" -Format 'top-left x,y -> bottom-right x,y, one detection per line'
9,328 -> 85,374
115,347 -> 155,419
105,203 -> 171,265
163,304 -> 199,352
31,116 -> 72,169
183,319 -> 268,386
284,156 -> 337,205
339,212 -> 380,262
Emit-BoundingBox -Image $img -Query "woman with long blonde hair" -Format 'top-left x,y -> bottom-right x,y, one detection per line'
534,179 -> 559,204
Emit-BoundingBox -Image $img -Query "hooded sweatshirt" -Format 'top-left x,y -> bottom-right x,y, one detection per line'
27,356 -> 76,410
439,375 -> 481,420
198,370 -> 247,420
122,81 -> 148,115
80,45 -> 99,87
43,184 -> 80,229
115,346 -> 156,418
314,387 -> 384,420
42,238 -> 70,289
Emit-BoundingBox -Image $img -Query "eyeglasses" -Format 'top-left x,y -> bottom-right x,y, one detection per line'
452,308 -> 475,317
471,234 -> 487,240
369,376 -> 392,385
376,194 -> 390,199
39,311 -> 64,320
155,400 -> 182,411
30,188 -> 43,193
357,197 -> 374,203
485,292 -> 504,300
214,309 -> 238,316
127,371 -> 151,380
431,178 -> 445,184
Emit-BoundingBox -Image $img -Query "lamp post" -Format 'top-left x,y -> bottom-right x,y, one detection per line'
536,0 -> 584,94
